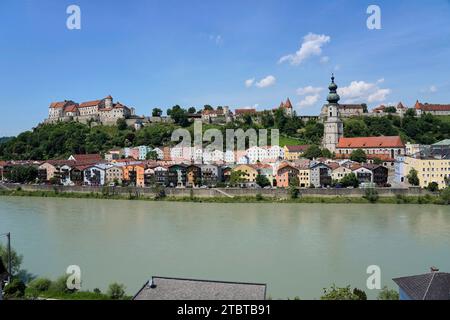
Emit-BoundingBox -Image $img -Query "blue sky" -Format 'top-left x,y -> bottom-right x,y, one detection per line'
1,0 -> 450,136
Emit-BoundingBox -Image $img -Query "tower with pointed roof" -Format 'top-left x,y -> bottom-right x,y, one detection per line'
322,74 -> 344,153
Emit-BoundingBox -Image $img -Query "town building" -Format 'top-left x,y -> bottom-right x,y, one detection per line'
274,98 -> 294,117
310,162 -> 332,188
232,164 -> 259,185
297,165 -> 311,188
105,165 -> 124,185
83,164 -> 110,186
275,163 -> 299,188
201,107 -> 233,124
415,101 -> 450,116
186,165 -> 202,187
284,145 -> 309,161
331,165 -> 353,182
395,156 -> 450,189
200,164 -> 221,186
153,166 -> 169,186
336,136 -> 406,160
133,276 -> 266,300
47,95 -> 135,124
122,164 -> 145,187
168,164 -> 187,187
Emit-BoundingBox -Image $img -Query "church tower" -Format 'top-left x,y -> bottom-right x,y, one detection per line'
322,74 -> 344,153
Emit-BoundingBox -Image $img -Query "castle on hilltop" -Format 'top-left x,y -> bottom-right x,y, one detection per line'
47,95 -> 135,125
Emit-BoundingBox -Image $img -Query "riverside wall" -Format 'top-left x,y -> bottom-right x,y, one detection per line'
2,183 -> 433,199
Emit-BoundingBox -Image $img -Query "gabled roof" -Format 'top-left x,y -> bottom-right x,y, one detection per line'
133,276 -> 266,300
415,101 -> 450,112
79,100 -> 102,108
337,136 -> 405,149
285,145 -> 309,153
393,272 -> 450,300
68,154 -> 102,163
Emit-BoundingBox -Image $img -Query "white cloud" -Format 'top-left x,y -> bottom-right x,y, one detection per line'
297,86 -> 323,96
298,95 -> 321,108
255,75 -> 276,88
338,80 -> 391,104
279,33 -> 331,66
245,78 -> 255,88
239,104 -> 259,110
430,85 -> 438,93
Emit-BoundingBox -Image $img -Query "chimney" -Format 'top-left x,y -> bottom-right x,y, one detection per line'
149,278 -> 157,289
430,266 -> 439,273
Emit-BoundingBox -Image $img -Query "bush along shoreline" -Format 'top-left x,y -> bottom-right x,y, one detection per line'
0,187 -> 449,205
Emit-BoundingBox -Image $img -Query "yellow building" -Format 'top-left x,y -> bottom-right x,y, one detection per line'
297,166 -> 311,188
402,156 -> 450,189
284,145 -> 309,161
232,164 -> 259,183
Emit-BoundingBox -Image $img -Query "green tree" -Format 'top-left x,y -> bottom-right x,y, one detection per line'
350,149 -> 367,163
340,173 -> 359,188
289,177 -> 300,199
384,106 -> 397,113
229,170 -> 246,186
440,187 -> 450,204
344,119 -> 369,137
28,278 -> 52,293
168,105 -> 189,127
427,182 -> 439,192
107,283 -> 126,300
146,150 -> 159,160
407,168 -> 420,186
321,284 -> 365,300
303,145 -> 323,160
0,244 -> 23,275
377,286 -> 399,300
5,166 -> 38,183
256,175 -> 271,188
3,278 -> 26,299
152,108 -> 163,117
187,107 -> 196,114
116,118 -> 128,130
203,105 -> 213,111
372,157 -> 383,165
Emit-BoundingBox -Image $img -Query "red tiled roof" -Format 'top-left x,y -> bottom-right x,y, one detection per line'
79,100 -> 102,108
337,136 -> 405,149
328,162 -> 340,170
70,154 -> 102,163
235,108 -> 256,115
49,101 -> 76,109
415,101 -> 450,112
65,105 -> 78,113
286,145 -> 309,152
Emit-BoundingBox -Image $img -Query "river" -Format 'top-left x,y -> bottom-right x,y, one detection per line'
1,196 -> 449,299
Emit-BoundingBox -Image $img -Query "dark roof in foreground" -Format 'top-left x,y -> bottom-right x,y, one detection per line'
133,276 -> 266,300
393,272 -> 450,300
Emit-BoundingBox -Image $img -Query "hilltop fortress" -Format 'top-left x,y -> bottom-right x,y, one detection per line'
47,95 -> 135,125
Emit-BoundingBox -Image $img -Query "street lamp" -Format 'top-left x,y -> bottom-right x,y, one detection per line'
0,232 -> 12,284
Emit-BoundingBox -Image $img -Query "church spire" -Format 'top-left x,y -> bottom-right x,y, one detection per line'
327,73 -> 340,104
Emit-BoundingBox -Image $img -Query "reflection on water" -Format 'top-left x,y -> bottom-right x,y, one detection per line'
1,196 -> 449,299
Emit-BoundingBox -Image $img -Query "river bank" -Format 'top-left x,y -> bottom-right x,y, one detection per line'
0,186 -> 446,205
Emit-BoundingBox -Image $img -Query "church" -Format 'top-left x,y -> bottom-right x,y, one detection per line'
322,75 -> 405,159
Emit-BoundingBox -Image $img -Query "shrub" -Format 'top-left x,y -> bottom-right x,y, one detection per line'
4,278 -> 26,299
28,278 -> 52,292
363,188 -> 379,203
256,193 -> 263,201
377,286 -> 399,300
107,283 -> 126,300
321,284 -> 365,300
439,187 -> 450,204
50,275 -> 77,294
427,182 -> 439,192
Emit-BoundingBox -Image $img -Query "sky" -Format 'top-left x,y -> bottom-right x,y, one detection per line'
0,0 -> 450,136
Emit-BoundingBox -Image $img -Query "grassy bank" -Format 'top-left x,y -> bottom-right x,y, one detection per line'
0,188 -> 446,205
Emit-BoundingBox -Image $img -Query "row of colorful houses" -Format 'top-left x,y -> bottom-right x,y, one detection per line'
0,154 -> 389,188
